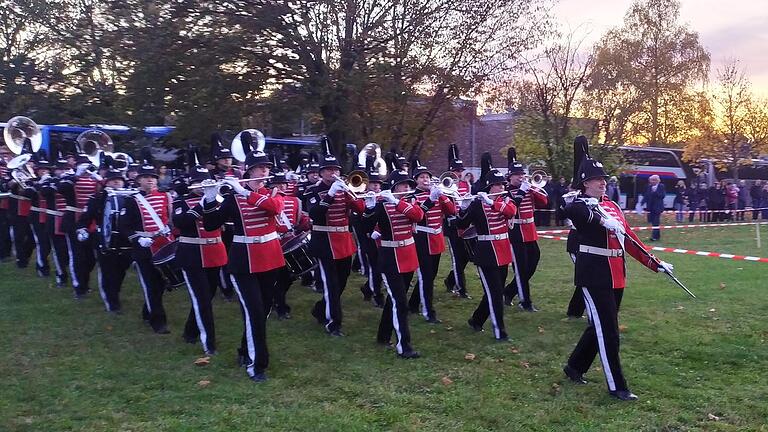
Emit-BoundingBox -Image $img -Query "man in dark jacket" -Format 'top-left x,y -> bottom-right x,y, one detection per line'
641,175 -> 665,241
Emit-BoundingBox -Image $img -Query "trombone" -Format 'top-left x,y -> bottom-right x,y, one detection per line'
188,176 -> 274,189
331,172 -> 368,199
430,171 -> 461,200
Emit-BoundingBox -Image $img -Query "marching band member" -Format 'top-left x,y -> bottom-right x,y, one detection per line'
45,150 -> 73,288
305,138 -> 365,337
504,148 -> 548,312
271,166 -> 311,319
562,139 -> 673,401
202,132 -> 284,382
26,151 -> 54,278
0,156 -> 11,262
76,158 -> 132,313
408,158 -> 456,323
458,153 -> 517,341
209,133 -> 238,302
175,148 -> 228,355
298,153 -> 321,290
120,151 -> 174,334
57,149 -> 102,299
6,139 -> 36,269
360,167 -> 424,358
356,165 -> 385,307
443,144 -> 473,298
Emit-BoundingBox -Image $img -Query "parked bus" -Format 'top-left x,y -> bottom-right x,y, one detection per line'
617,146 -> 694,209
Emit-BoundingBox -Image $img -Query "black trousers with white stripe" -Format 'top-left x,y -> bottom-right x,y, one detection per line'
30,220 -> 51,276
378,270 -> 415,354
66,230 -> 96,295
0,210 -> 11,260
444,231 -> 471,295
505,240 -> 540,308
97,249 -> 132,312
470,264 -> 509,340
230,270 -> 276,377
361,245 -> 383,300
11,217 -> 34,268
566,252 -> 585,317
135,258 -> 167,331
273,266 -> 293,315
312,256 -> 352,332
567,287 -> 626,392
48,226 -> 70,286
409,251 -> 440,320
182,266 -> 221,354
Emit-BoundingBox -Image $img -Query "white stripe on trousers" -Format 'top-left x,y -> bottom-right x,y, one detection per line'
9,226 -> 16,259
183,270 -> 210,353
510,246 -> 525,302
30,225 -> 44,269
416,268 -> 428,319
317,260 -> 332,330
477,266 -> 501,339
134,262 -> 152,313
51,237 -> 64,276
366,262 -> 375,294
448,237 -> 461,290
229,275 -> 257,377
97,265 -> 110,311
381,274 -> 404,354
582,287 -> 617,391
65,235 -> 80,288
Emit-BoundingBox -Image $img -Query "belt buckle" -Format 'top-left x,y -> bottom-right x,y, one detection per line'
398,240 -> 404,247
206,238 -> 215,244
494,234 -> 500,240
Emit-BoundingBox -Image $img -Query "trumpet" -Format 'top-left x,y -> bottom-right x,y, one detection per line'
331,173 -> 368,199
360,189 -> 416,199
526,170 -> 548,189
430,171 -> 461,199
188,176 -> 274,189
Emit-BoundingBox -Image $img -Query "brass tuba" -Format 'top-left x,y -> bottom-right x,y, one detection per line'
76,129 -> 113,168
3,116 -> 42,187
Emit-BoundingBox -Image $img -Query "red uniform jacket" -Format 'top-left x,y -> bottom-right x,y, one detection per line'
172,195 -> 228,269
361,198 -> 424,273
508,186 -> 548,242
121,190 -> 174,260
306,181 -> 365,260
274,193 -> 310,234
457,196 -> 517,267
413,188 -> 456,255
203,188 -> 285,274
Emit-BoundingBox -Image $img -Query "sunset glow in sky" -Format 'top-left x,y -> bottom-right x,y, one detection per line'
553,0 -> 768,95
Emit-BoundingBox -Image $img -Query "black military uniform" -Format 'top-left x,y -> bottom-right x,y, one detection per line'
208,132 -> 238,301
76,162 -> 133,312
25,152 -> 54,278
355,168 -> 384,307
0,159 -> 11,262
443,145 -> 473,298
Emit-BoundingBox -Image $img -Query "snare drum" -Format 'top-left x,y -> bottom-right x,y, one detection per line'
280,231 -> 317,276
152,240 -> 185,288
460,226 -> 478,262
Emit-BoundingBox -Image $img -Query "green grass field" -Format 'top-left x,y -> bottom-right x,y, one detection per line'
2,223 -> 767,431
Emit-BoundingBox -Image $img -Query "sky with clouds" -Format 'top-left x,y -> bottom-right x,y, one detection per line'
553,0 -> 768,95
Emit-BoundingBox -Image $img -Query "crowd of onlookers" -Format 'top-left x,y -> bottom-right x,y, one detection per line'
672,179 -> 768,223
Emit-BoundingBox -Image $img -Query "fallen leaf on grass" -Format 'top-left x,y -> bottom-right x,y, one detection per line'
707,413 -> 721,421
464,353 -> 476,361
194,357 -> 211,366
618,324 -> 628,333
675,305 -> 685,310
709,308 -> 717,313
441,376 -> 453,385
495,358 -> 504,363
429,329 -> 436,334
105,325 -> 113,331
519,361 -> 531,369
197,380 -> 211,387
537,326 -> 545,334
719,282 -> 726,289
509,347 -> 520,354
550,383 -> 561,395
445,326 -> 453,331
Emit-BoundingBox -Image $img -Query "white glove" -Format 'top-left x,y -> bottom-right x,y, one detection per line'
583,197 -> 599,207
90,173 -> 103,182
225,179 -> 250,197
203,182 -> 219,203
371,231 -> 382,240
39,173 -> 52,183
563,191 -> 579,205
601,216 -> 624,233
286,172 -> 300,181
429,186 -> 442,201
519,180 -> 531,192
328,180 -> 344,196
75,164 -> 89,176
159,226 -> 171,236
459,196 -> 473,210
477,192 -> 494,206
659,261 -> 674,274
138,237 -> 154,248
364,192 -> 377,209
379,190 -> 399,205
76,228 -> 89,242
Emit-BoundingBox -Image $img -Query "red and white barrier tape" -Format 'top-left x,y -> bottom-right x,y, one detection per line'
537,221 -> 768,235
538,234 -> 768,263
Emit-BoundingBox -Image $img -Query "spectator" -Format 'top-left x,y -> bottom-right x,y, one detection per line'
698,182 -> 710,222
642,174 -> 666,241
708,182 -> 725,222
673,180 -> 687,223
157,165 -> 173,191
762,184 -> 768,220
737,180 -> 750,221
751,180 -> 763,220
726,182 -> 739,221
540,176 -> 555,226
686,182 -> 699,223
553,177 -> 569,226
606,176 -> 621,203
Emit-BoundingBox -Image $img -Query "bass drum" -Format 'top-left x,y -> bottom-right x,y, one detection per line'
280,231 -> 317,276
152,240 -> 185,288
460,226 -> 478,263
